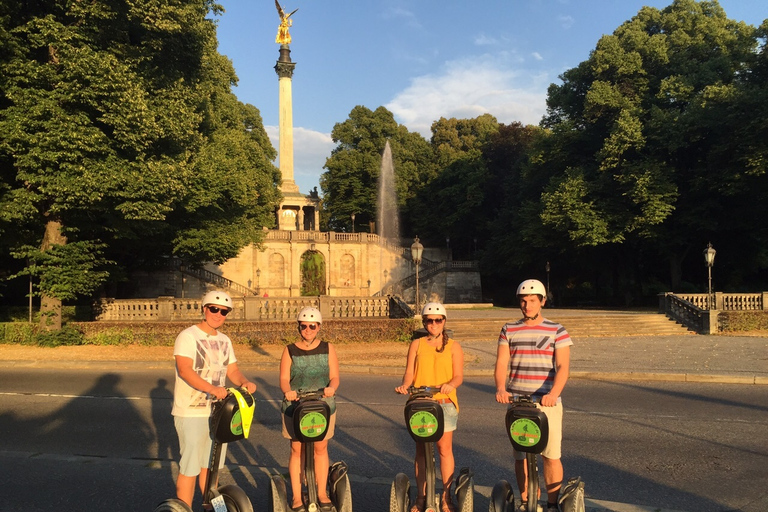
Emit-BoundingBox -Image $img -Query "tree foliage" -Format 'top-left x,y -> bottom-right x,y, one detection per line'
0,1 -> 280,318
320,106 -> 434,233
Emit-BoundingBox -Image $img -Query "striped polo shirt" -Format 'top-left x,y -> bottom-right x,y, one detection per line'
498,318 -> 573,396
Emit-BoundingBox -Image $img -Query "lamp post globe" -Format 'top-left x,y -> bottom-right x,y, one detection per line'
703,243 -> 716,310
411,236 -> 424,311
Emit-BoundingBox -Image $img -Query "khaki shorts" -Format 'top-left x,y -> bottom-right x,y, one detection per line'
512,401 -> 563,460
175,416 -> 227,476
282,411 -> 337,441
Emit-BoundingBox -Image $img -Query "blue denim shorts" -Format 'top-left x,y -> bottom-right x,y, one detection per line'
441,402 -> 458,432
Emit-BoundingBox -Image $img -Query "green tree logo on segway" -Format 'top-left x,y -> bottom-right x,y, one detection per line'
510,418 -> 541,446
409,412 -> 438,438
300,411 -> 328,438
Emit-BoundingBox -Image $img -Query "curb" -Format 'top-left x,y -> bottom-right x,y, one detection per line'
4,359 -> 766,385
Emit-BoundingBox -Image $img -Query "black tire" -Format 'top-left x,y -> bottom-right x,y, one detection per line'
390,473 -> 411,512
153,498 -> 193,512
489,480 -> 513,512
218,484 -> 254,512
329,462 -> 353,512
270,474 -> 289,512
456,469 -> 474,512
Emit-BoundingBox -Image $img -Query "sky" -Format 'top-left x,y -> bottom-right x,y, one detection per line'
214,0 -> 766,195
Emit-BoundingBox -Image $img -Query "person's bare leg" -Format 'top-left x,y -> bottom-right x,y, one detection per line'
542,456 -> 563,506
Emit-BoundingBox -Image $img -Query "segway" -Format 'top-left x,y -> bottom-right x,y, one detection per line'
490,395 -> 549,512
390,386 -> 473,512
154,388 -> 256,512
270,389 -> 352,512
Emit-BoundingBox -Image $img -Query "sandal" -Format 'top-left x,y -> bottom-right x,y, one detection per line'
410,496 -> 426,512
319,501 -> 335,512
441,495 -> 456,512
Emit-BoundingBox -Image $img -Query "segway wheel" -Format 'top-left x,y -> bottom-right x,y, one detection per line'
455,467 -> 474,512
489,480 -> 513,512
329,461 -> 353,512
153,498 -> 194,512
218,484 -> 254,512
270,475 -> 289,512
389,473 -> 411,512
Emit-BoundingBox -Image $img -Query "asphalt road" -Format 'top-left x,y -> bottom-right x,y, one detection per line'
0,369 -> 766,512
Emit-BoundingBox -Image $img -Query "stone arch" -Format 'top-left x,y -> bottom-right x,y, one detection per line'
300,251 -> 326,296
340,253 -> 355,287
268,253 -> 285,288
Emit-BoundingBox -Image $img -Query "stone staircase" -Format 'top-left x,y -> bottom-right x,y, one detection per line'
446,310 -> 695,340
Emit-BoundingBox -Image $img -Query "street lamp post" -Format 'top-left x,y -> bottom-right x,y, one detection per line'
256,268 -> 262,295
446,237 -> 450,261
703,243 -> 716,310
351,213 -> 356,233
411,236 -> 423,312
545,261 -> 551,296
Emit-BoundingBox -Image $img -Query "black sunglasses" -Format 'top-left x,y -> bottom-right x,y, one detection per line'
424,318 -> 445,325
299,323 -> 318,330
207,306 -> 230,316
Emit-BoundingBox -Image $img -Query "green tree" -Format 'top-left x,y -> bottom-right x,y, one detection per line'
407,114 -> 500,257
320,105 -> 434,233
0,1 -> 280,328
532,0 -> 764,293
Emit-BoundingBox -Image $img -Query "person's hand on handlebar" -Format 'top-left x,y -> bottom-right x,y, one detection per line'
284,390 -> 298,401
495,389 -> 511,404
323,386 -> 336,398
209,386 -> 229,400
394,384 -> 410,394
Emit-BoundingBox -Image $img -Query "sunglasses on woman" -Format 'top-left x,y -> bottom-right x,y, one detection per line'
207,306 -> 230,316
424,318 -> 445,325
300,323 -> 318,330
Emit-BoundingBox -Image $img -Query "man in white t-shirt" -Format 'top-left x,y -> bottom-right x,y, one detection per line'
172,290 -> 257,507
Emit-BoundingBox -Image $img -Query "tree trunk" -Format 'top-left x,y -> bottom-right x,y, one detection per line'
39,219 -> 67,331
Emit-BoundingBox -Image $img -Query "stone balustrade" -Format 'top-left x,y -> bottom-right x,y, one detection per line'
659,292 -> 768,334
94,295 -> 400,322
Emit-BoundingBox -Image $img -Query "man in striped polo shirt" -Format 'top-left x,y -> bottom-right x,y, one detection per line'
494,279 -> 573,512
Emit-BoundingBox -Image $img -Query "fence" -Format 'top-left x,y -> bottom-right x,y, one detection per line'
658,292 -> 768,333
94,295 -> 410,322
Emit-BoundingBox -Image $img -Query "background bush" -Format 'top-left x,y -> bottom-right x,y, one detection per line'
1,319 -> 416,347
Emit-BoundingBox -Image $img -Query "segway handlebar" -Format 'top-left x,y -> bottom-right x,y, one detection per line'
406,385 -> 443,399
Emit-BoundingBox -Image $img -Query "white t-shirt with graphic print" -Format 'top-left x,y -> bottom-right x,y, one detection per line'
172,325 -> 237,418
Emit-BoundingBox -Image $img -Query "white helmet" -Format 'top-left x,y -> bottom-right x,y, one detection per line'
421,302 -> 447,319
516,279 -> 546,297
201,290 -> 233,309
297,306 -> 322,324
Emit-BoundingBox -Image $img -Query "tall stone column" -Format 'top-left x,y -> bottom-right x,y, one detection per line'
275,44 -> 299,194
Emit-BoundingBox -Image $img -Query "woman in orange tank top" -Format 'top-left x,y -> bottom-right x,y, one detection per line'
396,302 -> 464,512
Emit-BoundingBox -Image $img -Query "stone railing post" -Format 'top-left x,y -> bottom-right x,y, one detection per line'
762,292 -> 768,311
158,296 -> 174,322
702,310 -> 719,334
319,296 -> 331,319
658,292 -> 672,314
714,292 -> 724,310
244,296 -> 263,321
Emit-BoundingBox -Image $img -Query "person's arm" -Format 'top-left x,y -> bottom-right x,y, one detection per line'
226,362 -> 257,394
395,339 -> 419,394
279,347 -> 297,401
541,345 -> 570,406
324,343 -> 340,397
440,341 -> 464,395
175,355 -> 228,400
494,341 -> 511,404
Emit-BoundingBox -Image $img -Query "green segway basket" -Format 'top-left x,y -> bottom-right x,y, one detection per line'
505,399 -> 549,454
210,388 -> 256,444
404,395 -> 445,443
292,396 -> 331,443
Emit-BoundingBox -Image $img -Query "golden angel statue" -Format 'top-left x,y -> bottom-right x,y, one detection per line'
275,0 -> 298,44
